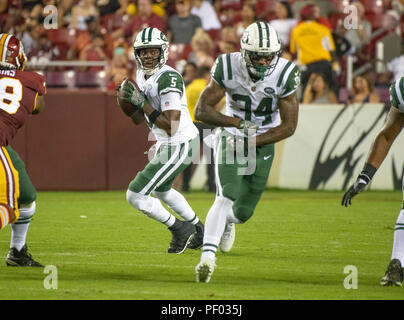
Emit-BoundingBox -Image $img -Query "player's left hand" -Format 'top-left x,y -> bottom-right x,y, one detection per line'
341,175 -> 370,207
121,80 -> 146,109
238,119 -> 258,136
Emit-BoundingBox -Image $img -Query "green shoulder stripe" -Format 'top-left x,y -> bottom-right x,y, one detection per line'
157,71 -> 184,96
390,81 -> 400,109
226,53 -> 233,80
277,61 -> 292,87
211,55 -> 225,88
282,65 -> 301,96
390,77 -> 404,109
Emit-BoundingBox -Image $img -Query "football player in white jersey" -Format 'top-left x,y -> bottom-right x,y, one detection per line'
194,22 -> 301,282
342,77 -> 404,286
120,27 -> 204,254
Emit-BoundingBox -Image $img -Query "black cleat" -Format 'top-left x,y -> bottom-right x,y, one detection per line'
188,221 -> 204,250
380,259 -> 403,287
6,244 -> 44,267
167,219 -> 196,254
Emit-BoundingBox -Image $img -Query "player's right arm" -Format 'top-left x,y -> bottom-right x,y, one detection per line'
366,106 -> 404,169
32,95 -> 45,114
342,93 -> 404,207
194,78 -> 239,128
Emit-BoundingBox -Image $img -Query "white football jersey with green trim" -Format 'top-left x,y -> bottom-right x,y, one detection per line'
211,52 -> 300,137
136,65 -> 198,144
389,77 -> 404,113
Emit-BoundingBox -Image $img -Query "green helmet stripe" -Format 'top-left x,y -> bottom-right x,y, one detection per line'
256,21 -> 263,48
226,53 -> 232,80
148,27 -> 153,42
141,28 -> 147,42
390,83 -> 399,108
398,77 -> 404,106
263,22 -> 270,48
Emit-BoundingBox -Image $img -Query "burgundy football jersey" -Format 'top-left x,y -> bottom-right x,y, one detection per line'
0,69 -> 46,146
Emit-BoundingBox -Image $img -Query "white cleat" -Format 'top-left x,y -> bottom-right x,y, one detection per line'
195,259 -> 216,283
219,223 -> 235,252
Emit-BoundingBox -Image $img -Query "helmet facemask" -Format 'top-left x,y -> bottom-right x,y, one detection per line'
241,50 -> 280,81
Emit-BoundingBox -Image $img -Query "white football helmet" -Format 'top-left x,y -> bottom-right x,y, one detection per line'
240,22 -> 282,80
133,27 -> 169,76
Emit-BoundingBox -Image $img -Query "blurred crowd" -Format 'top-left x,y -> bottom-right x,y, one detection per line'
1,0 -> 404,103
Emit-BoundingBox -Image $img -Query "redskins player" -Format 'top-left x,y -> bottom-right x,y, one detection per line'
0,33 -> 45,267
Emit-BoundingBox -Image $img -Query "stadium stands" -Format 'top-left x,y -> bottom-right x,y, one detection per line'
1,0 -> 400,100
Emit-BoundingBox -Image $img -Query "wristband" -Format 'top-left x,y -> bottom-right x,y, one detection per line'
359,163 -> 377,183
148,109 -> 161,124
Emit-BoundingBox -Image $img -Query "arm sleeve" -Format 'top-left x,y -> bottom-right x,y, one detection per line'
160,91 -> 182,112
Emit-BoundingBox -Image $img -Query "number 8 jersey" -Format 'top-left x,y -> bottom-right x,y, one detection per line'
0,69 -> 46,146
211,52 -> 300,137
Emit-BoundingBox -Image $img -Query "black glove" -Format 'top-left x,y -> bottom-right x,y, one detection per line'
341,163 -> 377,207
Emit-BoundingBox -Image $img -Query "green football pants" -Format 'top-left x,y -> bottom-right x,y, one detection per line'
129,136 -> 200,195
215,132 -> 274,222
5,145 -> 37,206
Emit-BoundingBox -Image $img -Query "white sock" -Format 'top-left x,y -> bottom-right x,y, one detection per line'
126,190 -> 175,227
11,202 -> 36,251
153,189 -> 199,224
391,209 -> 404,265
201,197 -> 234,262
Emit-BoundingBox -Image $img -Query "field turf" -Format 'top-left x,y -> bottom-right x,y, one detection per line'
0,189 -> 403,300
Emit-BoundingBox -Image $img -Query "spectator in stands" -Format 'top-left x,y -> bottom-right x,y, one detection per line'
96,0 -> 127,17
234,3 -> 255,39
167,0 -> 202,44
79,33 -> 108,71
332,20 -> 352,59
106,40 -> 130,90
190,0 -> 221,31
344,2 -> 372,54
312,4 -> 332,30
214,0 -> 243,27
213,26 -> 239,56
182,61 -> 198,86
113,0 -> 166,41
349,75 -> 380,104
188,29 -> 214,68
182,66 -> 216,193
302,72 -> 338,104
290,4 -> 338,100
21,14 -> 42,57
28,31 -> 61,68
68,15 -> 114,59
291,0 -> 336,19
269,1 -> 297,50
21,0 -> 43,20
57,0 -> 75,28
69,0 -> 100,30
0,0 -> 25,36
379,43 -> 404,84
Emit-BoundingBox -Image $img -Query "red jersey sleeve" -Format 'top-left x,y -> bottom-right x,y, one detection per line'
15,70 -> 46,96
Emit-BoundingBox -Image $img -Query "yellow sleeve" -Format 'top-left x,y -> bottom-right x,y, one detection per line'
289,28 -> 296,54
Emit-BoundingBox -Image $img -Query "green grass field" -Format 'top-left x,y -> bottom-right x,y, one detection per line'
0,189 -> 403,300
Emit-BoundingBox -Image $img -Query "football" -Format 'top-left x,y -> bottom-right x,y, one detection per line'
116,78 -> 138,117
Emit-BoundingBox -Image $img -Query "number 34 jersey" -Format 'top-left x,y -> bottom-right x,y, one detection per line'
212,52 -> 300,137
0,69 -> 46,146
